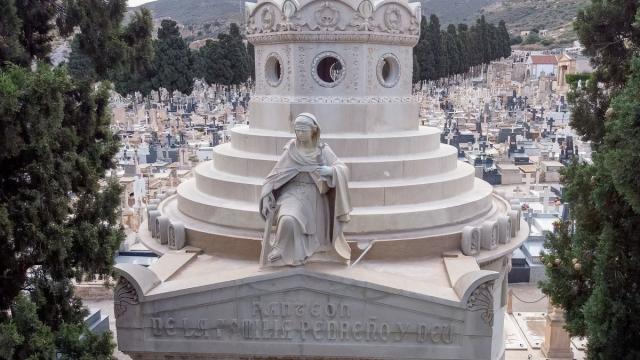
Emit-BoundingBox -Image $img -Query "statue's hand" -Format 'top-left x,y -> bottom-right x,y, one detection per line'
316,166 -> 333,177
261,193 -> 276,218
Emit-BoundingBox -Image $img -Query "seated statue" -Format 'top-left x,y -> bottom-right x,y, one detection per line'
259,113 -> 352,267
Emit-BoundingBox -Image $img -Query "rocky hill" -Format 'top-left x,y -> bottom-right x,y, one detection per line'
130,0 -> 588,44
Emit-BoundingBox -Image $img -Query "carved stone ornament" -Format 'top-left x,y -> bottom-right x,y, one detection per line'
408,6 -> 420,34
260,6 -> 277,33
282,0 -> 297,18
383,5 -> 403,33
114,277 -> 139,318
314,2 -> 341,30
467,281 -> 495,326
461,226 -> 481,256
349,0 -> 376,31
481,220 -> 498,250
277,0 -> 299,31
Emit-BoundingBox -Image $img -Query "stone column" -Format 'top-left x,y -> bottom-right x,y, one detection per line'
541,305 -> 574,359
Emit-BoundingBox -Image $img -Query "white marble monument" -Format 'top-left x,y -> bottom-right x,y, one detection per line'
114,1 -> 527,359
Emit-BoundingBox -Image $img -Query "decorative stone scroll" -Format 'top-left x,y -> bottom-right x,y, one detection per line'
168,221 -> 186,250
156,215 -> 170,245
461,226 -> 480,256
466,281 -> 495,326
114,277 -> 139,318
148,210 -> 161,235
508,209 -> 521,236
497,215 -> 512,244
481,220 -> 498,250
146,204 -> 157,219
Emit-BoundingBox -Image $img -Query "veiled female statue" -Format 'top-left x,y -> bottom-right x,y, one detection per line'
259,113 -> 352,267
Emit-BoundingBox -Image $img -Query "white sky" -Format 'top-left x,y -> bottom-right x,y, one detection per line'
128,0 -> 156,7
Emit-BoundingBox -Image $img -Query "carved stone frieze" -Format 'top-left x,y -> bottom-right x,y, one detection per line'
114,277 -> 139,318
252,95 -> 419,104
246,0 -> 421,43
247,32 -> 419,46
466,281 -> 495,326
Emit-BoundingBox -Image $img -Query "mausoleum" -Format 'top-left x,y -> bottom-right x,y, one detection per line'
114,0 -> 528,359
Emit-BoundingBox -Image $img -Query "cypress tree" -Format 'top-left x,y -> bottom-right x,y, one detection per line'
0,0 -> 152,357
152,19 -> 194,96
540,0 -> 640,357
112,8 -> 156,96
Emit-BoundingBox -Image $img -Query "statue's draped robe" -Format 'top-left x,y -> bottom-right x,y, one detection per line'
260,140 -> 351,266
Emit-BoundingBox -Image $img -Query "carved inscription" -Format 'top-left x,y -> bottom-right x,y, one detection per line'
150,301 -> 457,344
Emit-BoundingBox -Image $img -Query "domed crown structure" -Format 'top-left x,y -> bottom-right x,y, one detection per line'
165,0 -> 507,251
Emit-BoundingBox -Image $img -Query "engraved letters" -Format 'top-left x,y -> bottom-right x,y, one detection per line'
149,301 -> 456,345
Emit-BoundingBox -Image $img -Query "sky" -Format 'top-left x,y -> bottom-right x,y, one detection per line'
128,0 -> 156,7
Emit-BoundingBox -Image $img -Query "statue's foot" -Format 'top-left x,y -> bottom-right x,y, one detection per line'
268,248 -> 282,263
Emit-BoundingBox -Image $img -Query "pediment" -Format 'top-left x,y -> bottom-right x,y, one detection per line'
115,266 -> 498,359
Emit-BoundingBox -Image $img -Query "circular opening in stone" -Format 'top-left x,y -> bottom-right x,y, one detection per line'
316,56 -> 344,84
377,54 -> 400,88
265,54 -> 283,87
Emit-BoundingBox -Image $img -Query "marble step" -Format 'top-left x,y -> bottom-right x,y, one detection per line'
176,178 -> 493,233
212,143 -> 458,181
230,125 -> 441,157
194,161 -> 476,206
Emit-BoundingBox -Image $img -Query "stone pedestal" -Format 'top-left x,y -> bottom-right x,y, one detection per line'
541,307 -> 573,359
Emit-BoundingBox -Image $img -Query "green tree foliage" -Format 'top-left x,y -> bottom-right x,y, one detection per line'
0,294 -> 114,359
413,14 -> 511,81
195,39 -> 233,85
540,0 -> 640,357
111,8 -> 155,96
15,0 -> 57,62
194,23 -> 252,86
152,19 -> 194,96
58,0 -> 128,78
0,63 -> 123,359
0,0 -> 138,358
523,32 -> 541,44
247,41 -> 255,81
0,0 -> 26,65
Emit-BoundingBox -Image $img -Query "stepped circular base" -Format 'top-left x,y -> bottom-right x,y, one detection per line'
156,180 -> 509,259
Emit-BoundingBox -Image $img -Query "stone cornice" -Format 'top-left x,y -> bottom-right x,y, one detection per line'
247,31 -> 419,46
251,94 -> 420,104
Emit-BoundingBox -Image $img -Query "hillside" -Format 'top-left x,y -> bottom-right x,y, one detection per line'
480,0 -> 589,46
131,0 -> 587,44
130,0 -> 243,26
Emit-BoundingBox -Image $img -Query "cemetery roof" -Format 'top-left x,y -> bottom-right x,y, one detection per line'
529,55 -> 558,65
518,165 -> 538,173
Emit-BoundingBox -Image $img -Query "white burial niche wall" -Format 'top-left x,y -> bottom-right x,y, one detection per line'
115,1 -> 528,359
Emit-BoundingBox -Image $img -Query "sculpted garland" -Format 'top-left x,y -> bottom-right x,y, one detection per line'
246,0 -> 420,36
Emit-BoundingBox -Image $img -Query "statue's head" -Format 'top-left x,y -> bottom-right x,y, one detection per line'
293,113 -> 321,146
